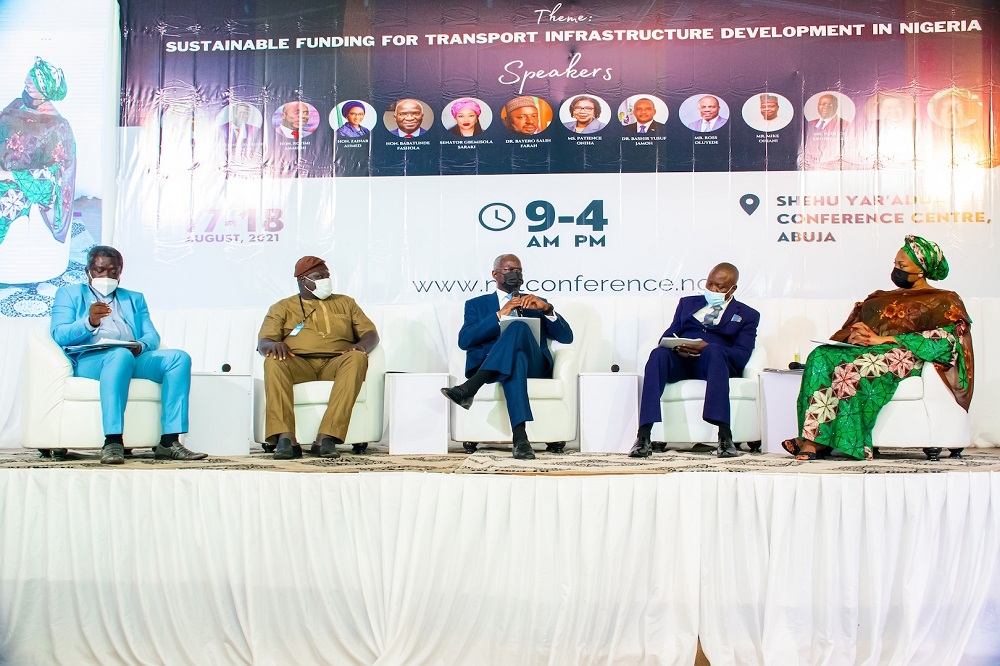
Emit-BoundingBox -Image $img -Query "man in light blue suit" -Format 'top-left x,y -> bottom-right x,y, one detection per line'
441,254 -> 574,459
49,246 -> 206,464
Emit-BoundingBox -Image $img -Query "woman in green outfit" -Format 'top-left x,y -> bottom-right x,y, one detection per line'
783,235 -> 974,461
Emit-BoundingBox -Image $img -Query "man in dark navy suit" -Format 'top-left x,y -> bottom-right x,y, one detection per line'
630,263 -> 759,459
441,254 -> 574,459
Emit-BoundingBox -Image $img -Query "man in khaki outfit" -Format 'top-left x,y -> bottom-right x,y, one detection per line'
257,256 -> 379,460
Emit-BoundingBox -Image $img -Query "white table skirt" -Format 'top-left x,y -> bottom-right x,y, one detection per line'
1,469 -> 997,665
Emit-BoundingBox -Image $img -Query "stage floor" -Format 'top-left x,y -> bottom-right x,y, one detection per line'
3,445 -> 1000,475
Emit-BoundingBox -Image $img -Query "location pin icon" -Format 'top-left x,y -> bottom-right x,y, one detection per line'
740,194 -> 760,216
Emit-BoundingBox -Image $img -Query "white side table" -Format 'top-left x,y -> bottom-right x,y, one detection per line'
388,372 -> 450,455
579,372 -> 638,453
759,369 -> 803,454
185,372 -> 253,455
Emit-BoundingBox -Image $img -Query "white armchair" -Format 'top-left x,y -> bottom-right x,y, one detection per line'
640,340 -> 765,452
252,344 -> 385,453
872,361 -> 970,459
448,303 -> 595,453
21,326 -> 162,452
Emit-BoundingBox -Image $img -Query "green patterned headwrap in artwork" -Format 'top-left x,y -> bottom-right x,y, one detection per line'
902,234 -> 949,281
27,57 -> 67,102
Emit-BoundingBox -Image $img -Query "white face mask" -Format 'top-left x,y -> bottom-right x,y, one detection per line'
90,277 -> 119,297
702,288 -> 727,307
308,277 -> 334,300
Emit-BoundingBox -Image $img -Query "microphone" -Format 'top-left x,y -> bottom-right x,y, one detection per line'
788,361 -> 804,370
611,364 -> 620,373
221,363 -> 232,373
511,288 -> 523,317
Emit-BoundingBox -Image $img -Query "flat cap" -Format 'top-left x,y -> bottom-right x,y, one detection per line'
294,255 -> 327,278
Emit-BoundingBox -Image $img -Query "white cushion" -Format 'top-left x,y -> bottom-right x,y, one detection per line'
890,376 -> 923,401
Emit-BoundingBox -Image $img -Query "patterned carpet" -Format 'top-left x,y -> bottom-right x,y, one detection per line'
1,445 -> 999,475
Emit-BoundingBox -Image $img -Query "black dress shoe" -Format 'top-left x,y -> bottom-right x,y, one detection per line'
512,437 -> 536,460
717,433 -> 739,458
629,434 -> 652,458
155,441 -> 208,460
319,438 -> 341,459
545,442 -> 565,454
101,442 -> 125,465
273,438 -> 302,460
440,386 -> 474,410
651,442 -> 667,453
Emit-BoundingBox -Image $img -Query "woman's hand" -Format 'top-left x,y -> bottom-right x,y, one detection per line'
847,322 -> 896,346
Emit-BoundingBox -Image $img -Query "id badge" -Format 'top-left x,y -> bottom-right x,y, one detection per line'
288,322 -> 305,337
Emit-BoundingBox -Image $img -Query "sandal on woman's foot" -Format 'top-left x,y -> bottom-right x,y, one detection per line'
781,438 -> 801,456
795,451 -> 817,461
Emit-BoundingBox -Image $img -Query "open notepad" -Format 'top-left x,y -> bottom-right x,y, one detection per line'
499,316 -> 541,345
810,339 -> 860,348
64,338 -> 139,353
659,336 -> 703,349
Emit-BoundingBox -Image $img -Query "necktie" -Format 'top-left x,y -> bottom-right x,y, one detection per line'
703,304 -> 723,326
405,133 -> 413,138
639,124 -> 646,133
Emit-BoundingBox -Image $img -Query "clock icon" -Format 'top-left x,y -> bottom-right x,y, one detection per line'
478,203 -> 516,232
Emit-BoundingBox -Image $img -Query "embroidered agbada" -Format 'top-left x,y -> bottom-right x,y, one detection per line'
797,288 -> 973,459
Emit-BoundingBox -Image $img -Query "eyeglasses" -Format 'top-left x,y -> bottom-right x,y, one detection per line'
574,106 -> 596,112
396,111 -> 422,118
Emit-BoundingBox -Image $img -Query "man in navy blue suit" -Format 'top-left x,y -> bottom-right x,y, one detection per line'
630,263 -> 759,459
441,254 -> 574,459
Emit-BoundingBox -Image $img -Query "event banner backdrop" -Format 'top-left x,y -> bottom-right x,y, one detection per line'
115,0 -> 998,308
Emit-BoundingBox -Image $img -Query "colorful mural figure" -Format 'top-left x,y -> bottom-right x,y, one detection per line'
0,57 -> 76,283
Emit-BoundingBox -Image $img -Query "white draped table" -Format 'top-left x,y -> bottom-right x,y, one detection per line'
1,469 -> 998,665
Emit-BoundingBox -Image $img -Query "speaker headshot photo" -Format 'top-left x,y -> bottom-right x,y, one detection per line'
272,100 -> 320,141
216,101 -> 263,162
927,87 -> 984,130
559,94 -> 609,134
800,91 -> 856,170
331,100 -> 376,138
383,98 -> 433,138
501,96 -> 553,136
741,93 -> 794,132
804,91 -> 855,132
680,94 -> 730,133
441,97 -> 493,137
619,95 -> 668,134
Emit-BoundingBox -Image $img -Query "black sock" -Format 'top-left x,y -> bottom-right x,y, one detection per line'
462,369 -> 499,395
637,423 -> 652,439
104,434 -> 123,446
512,422 -> 527,441
159,434 -> 180,447
320,436 -> 343,445
718,423 -> 732,439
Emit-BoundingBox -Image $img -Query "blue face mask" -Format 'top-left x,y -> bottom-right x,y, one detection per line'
703,289 -> 727,307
